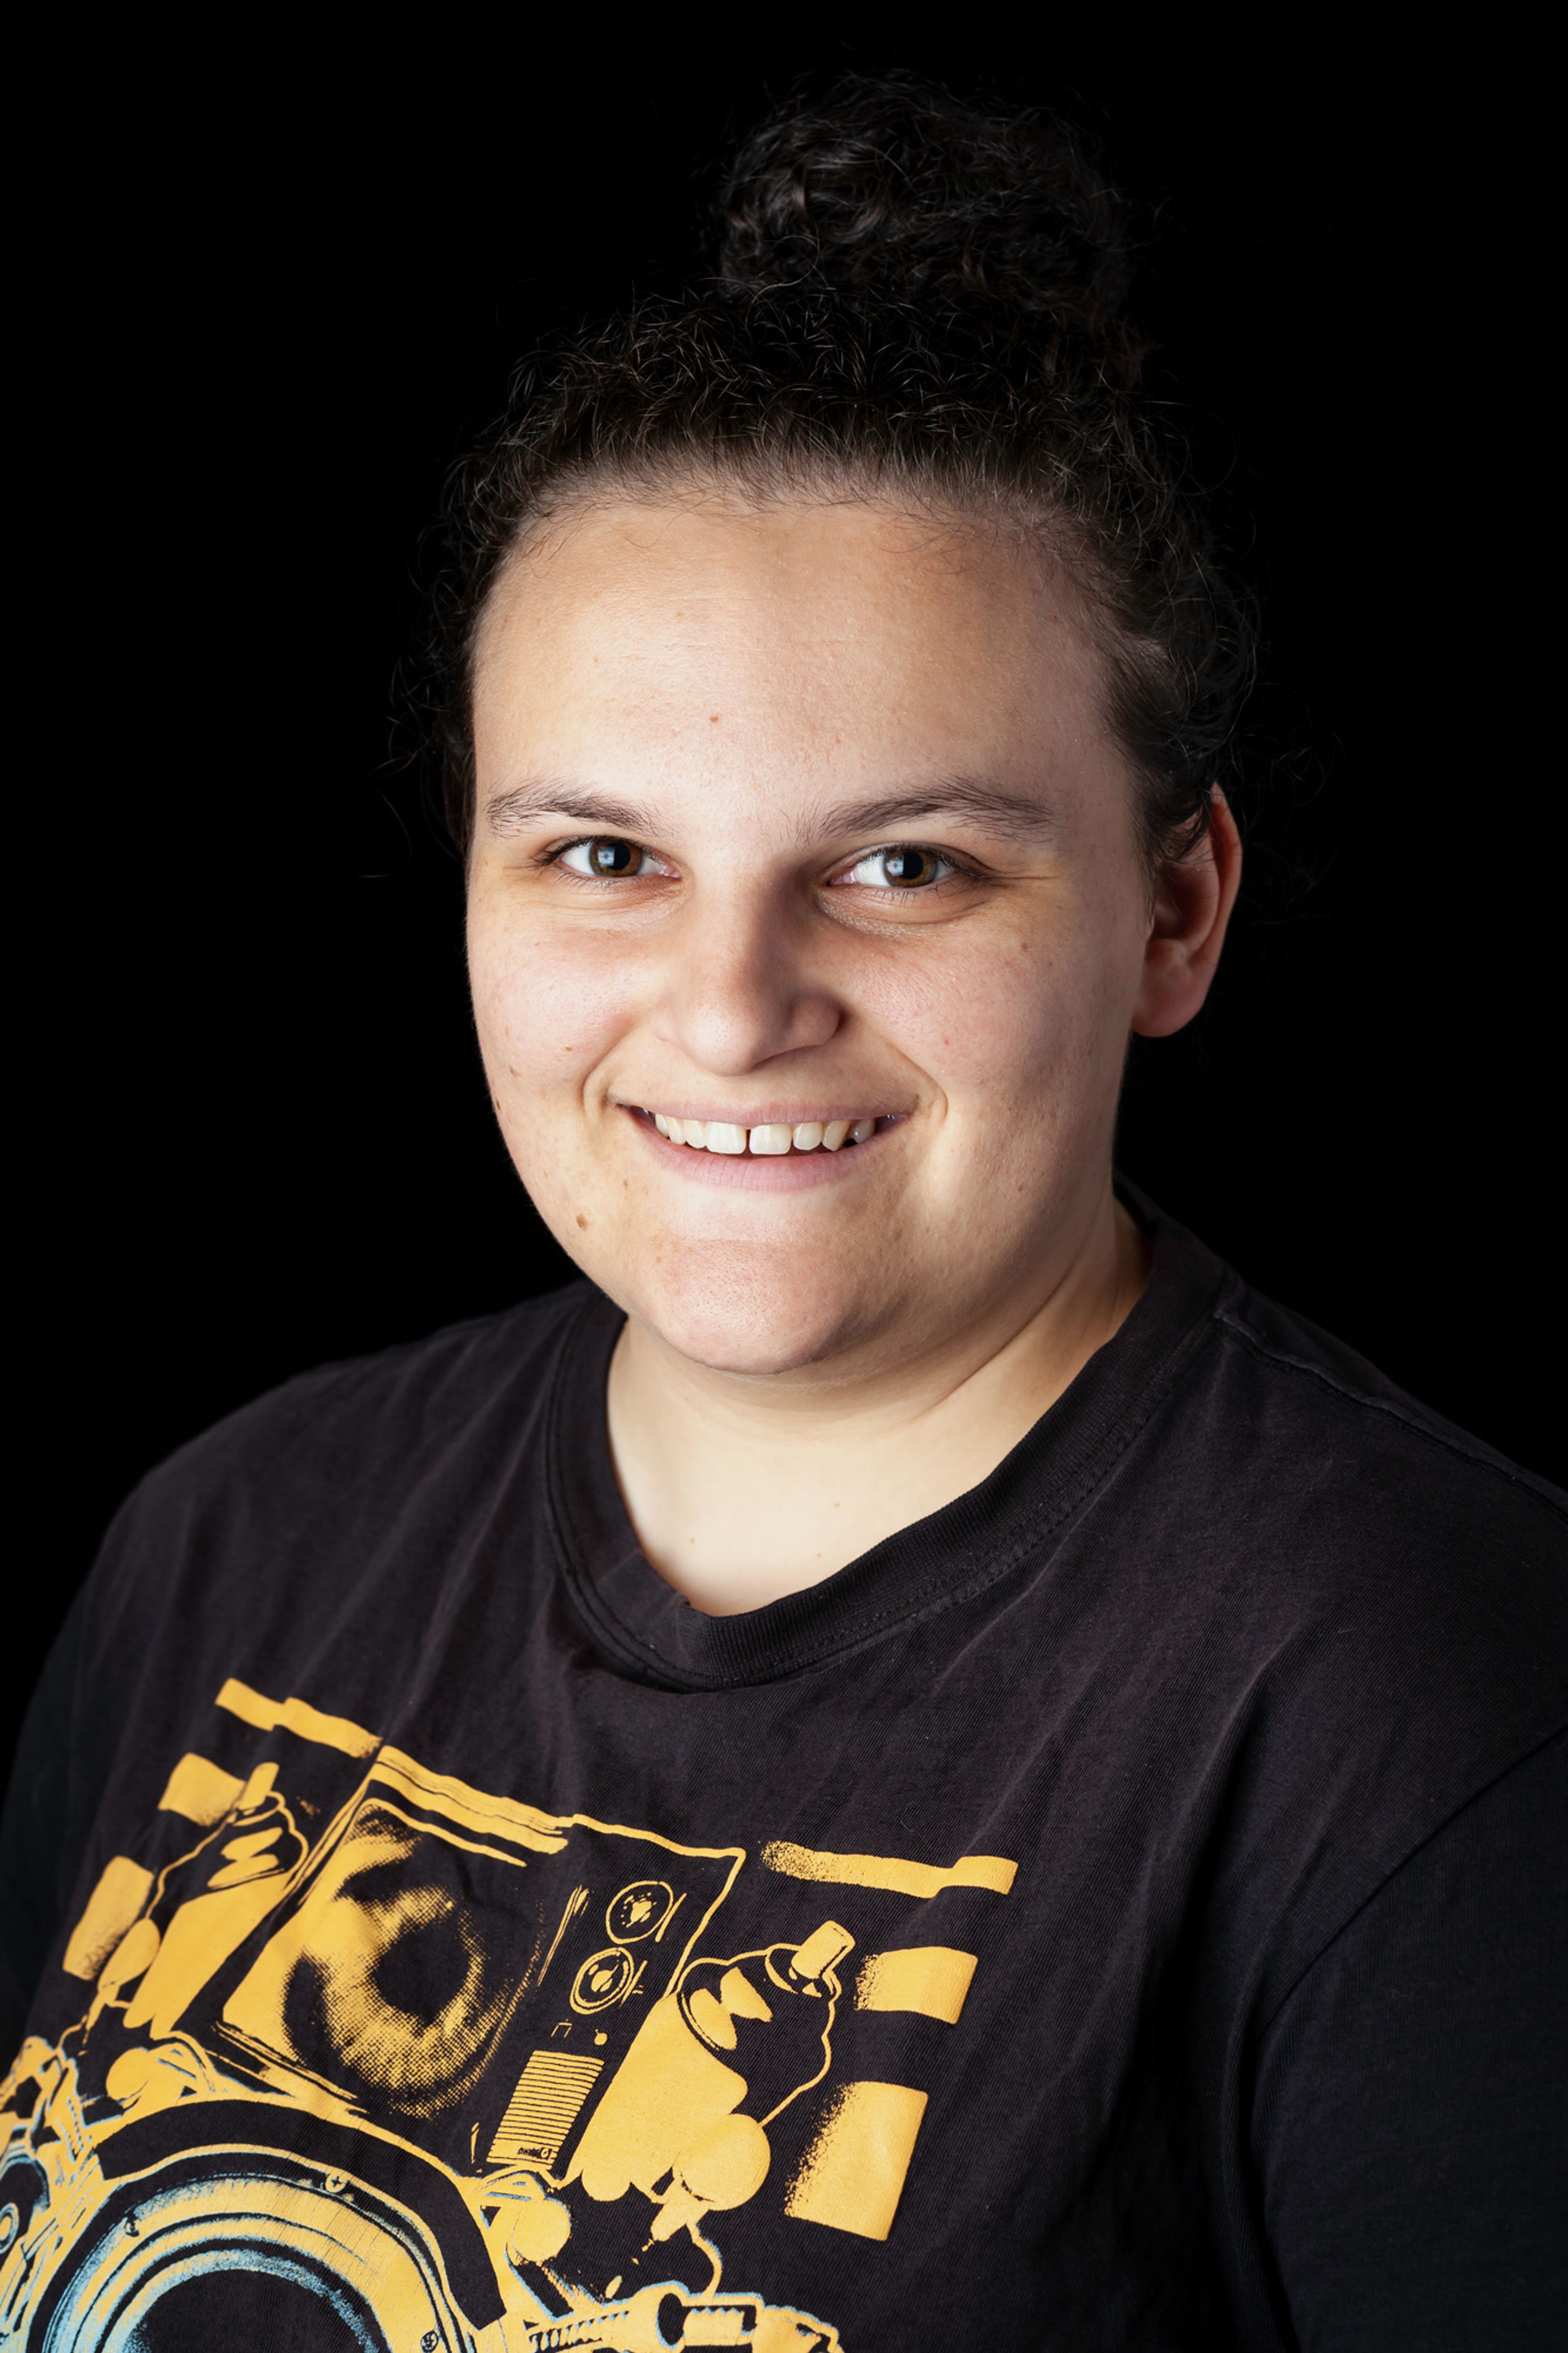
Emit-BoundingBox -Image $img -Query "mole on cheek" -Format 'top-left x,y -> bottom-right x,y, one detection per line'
576,1213 -> 589,1228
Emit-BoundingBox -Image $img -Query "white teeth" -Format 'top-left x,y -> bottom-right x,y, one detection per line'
649,1112 -> 881,1153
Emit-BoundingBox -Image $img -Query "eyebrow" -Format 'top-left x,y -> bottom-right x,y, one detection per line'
483,780 -> 657,837
809,781 -> 1061,845
481,774 -> 1060,846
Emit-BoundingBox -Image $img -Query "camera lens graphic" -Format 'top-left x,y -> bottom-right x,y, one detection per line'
570,1947 -> 637,2013
28,2154 -> 466,2353
605,1879 -> 675,1943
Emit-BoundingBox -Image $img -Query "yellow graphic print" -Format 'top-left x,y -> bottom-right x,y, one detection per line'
0,1679 -> 1016,2350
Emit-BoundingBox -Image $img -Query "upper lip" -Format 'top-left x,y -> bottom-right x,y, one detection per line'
616,1100 -> 905,1124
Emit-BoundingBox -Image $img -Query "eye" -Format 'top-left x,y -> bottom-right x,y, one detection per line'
556,836 -> 666,879
837,843 -> 957,891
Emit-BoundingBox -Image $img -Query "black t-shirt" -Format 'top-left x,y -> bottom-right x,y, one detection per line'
3,1199 -> 1564,2352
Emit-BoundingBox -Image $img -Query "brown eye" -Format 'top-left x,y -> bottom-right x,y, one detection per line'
589,837 -> 639,874
840,843 -> 956,891
559,836 -> 646,878
882,845 -> 940,887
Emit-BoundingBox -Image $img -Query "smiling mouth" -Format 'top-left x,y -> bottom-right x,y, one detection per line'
637,1111 -> 893,1155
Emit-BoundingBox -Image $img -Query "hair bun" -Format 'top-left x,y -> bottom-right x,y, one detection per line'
715,74 -> 1140,384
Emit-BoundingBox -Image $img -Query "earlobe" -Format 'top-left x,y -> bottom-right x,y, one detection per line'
1130,788 -> 1243,1039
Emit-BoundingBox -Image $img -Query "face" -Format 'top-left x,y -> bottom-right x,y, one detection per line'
468,493 -> 1223,1383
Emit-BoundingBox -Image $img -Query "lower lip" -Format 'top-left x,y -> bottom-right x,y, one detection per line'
624,1108 -> 898,1189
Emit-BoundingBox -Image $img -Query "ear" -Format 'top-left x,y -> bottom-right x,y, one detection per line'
1130,787 -> 1243,1038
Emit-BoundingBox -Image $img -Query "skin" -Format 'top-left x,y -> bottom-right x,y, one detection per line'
468,492 -> 1241,1612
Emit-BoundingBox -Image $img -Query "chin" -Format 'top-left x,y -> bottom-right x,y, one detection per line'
624,1240 -> 875,1377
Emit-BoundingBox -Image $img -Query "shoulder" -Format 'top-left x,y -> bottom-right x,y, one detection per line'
1200,1269 -> 1565,1561
1168,1249 -> 1568,1750
44,1283 -> 612,1837
1127,1234 -> 1568,2008
81,1282 -> 608,1626
143,1281 -> 599,1498
1121,1199 -> 1564,1608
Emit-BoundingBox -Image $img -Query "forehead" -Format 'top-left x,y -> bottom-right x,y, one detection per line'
472,493 -> 1107,786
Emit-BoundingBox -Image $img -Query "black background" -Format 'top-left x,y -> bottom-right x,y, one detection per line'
14,24 -> 1558,1782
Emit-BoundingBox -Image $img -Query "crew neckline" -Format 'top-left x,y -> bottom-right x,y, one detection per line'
544,1187 -> 1235,1690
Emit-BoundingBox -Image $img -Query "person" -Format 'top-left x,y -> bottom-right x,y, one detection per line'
1,76 -> 1562,2353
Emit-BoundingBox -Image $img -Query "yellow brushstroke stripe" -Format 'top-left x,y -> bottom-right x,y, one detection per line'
214,1678 -> 379,1758
784,2080 -> 929,2241
855,1945 -> 977,2024
278,1695 -> 379,1757
215,1676 -> 276,1730
762,1840 -> 1017,1899
62,1856 -> 155,1981
374,1750 -> 568,1852
157,1753 -> 245,1826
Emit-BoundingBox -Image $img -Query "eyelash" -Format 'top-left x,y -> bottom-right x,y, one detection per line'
540,835 -> 980,894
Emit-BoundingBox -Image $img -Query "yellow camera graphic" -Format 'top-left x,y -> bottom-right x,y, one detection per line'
2,1675 -> 1009,2350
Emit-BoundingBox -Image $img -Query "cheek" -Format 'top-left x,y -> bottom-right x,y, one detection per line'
467,901 -> 641,1101
861,907 -> 1136,1119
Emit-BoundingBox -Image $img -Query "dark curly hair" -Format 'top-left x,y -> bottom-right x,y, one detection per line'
430,75 -> 1254,869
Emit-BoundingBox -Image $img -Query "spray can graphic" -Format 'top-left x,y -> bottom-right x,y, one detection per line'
568,1920 -> 855,2224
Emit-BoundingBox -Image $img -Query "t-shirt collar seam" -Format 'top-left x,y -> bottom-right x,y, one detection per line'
545,1275 -> 1225,1692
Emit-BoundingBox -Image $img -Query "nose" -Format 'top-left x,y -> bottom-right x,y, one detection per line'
651,886 -> 842,1075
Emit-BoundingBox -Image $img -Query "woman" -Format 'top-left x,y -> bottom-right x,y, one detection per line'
2,78 -> 1561,2353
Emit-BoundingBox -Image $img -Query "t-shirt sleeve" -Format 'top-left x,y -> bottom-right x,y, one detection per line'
1252,1730 -> 1567,2353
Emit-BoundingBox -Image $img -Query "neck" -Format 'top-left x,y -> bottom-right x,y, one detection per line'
606,1178 -> 1148,1615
